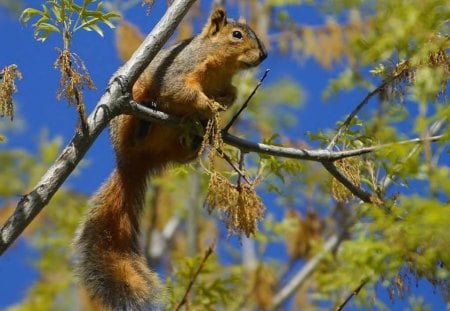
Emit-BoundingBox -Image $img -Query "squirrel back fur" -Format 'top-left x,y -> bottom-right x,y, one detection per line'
74,6 -> 267,310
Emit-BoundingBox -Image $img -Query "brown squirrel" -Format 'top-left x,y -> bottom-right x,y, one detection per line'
74,7 -> 267,311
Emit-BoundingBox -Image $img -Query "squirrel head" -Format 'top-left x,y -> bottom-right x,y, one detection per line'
200,7 -> 267,70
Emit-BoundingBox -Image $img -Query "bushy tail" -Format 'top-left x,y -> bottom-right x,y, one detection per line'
74,167 -> 162,310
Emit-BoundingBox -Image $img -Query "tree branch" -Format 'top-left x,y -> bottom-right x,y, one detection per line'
267,121 -> 446,310
174,246 -> 214,311
121,100 -> 445,163
335,279 -> 368,311
217,148 -> 253,185
148,216 -> 181,261
381,119 -> 447,191
0,0 -> 196,255
119,98 -> 445,163
321,161 -> 373,203
269,226 -> 348,310
222,132 -> 444,162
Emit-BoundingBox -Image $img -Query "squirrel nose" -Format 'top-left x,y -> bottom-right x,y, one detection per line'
258,41 -> 268,61
260,50 -> 268,61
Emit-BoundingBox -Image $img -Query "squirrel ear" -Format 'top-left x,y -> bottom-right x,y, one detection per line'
238,16 -> 246,24
201,6 -> 228,38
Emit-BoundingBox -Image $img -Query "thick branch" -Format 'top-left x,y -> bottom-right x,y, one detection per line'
321,161 -> 373,203
0,0 -> 196,255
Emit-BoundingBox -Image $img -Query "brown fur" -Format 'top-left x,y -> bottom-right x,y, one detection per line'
74,7 -> 267,310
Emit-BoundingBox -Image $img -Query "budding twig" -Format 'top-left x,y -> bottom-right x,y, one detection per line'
174,245 -> 214,311
217,148 -> 252,186
335,279 -> 368,311
327,73 -> 402,150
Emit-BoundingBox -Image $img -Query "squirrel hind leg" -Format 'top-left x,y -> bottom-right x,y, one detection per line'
135,119 -> 152,144
134,100 -> 158,144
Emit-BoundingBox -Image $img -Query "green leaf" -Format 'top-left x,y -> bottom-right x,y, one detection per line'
101,18 -> 115,29
41,3 -> 50,18
19,8 -> 44,24
36,22 -> 61,34
35,15 -> 50,27
71,2 -> 83,13
51,6 -> 63,23
78,17 -> 101,30
35,30 -> 53,42
89,23 -> 104,37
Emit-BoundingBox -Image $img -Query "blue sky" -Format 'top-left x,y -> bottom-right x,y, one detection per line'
0,1 -> 448,310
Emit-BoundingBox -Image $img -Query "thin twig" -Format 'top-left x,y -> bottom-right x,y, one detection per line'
223,69 -> 270,132
381,119 -> 447,191
223,132 -> 445,162
335,279 -> 368,311
237,149 -> 245,188
174,245 -> 215,311
327,73 -> 401,150
217,148 -> 253,185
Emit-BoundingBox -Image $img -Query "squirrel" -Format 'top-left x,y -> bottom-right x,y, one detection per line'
74,6 -> 267,311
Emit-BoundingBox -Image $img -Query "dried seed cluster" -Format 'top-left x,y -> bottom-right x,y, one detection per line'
0,65 -> 22,121
54,49 -> 95,129
201,101 -> 264,237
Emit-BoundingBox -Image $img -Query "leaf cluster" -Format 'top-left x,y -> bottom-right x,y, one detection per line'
20,0 -> 120,42
315,196 -> 450,308
167,252 -> 244,310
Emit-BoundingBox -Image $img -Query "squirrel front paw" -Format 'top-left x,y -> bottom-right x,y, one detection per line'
195,93 -> 226,120
206,99 -> 226,115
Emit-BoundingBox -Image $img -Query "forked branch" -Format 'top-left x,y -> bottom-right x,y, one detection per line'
327,73 -> 403,150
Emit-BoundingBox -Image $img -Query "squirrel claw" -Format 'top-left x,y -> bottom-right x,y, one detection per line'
108,75 -> 130,95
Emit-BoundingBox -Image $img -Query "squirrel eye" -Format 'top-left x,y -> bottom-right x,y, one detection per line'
232,30 -> 243,39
